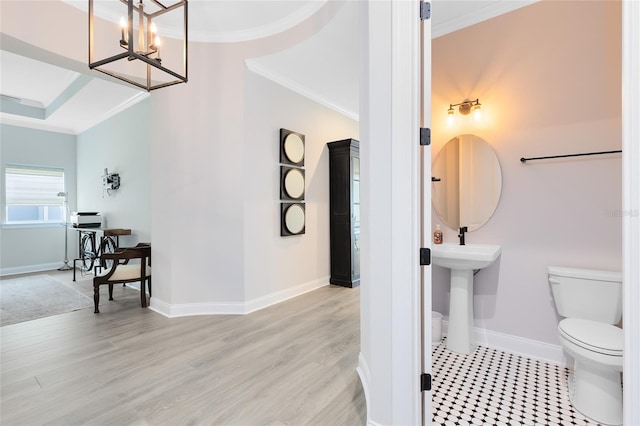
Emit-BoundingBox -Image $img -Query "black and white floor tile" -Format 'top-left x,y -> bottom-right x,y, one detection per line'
431,338 -> 601,426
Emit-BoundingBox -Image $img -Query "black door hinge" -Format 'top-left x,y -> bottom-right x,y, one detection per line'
420,2 -> 431,20
420,248 -> 431,266
421,373 -> 432,391
420,128 -> 431,146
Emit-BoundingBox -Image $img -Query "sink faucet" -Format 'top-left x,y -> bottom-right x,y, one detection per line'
458,226 -> 468,245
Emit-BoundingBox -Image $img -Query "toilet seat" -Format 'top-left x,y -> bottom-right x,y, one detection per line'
559,318 -> 623,357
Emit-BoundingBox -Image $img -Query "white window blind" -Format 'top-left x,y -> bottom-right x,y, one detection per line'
4,165 -> 65,224
5,165 -> 65,206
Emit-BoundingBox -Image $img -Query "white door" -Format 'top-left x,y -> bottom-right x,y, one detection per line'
420,1 -> 433,423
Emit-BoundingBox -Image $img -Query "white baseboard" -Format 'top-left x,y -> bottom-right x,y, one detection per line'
244,276 -> 329,314
441,319 -> 568,366
149,277 -> 329,318
356,353 -> 372,426
0,262 -> 63,277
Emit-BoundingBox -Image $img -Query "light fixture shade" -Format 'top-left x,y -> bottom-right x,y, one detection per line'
89,0 -> 188,91
458,100 -> 472,115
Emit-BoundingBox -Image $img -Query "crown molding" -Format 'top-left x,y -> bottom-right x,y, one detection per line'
0,91 -> 149,135
433,0 -> 539,39
63,0 -> 327,43
245,59 -> 358,121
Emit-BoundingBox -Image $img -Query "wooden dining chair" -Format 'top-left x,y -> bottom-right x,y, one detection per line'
93,243 -> 151,313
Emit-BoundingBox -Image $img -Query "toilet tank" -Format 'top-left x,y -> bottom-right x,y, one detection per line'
548,266 -> 622,324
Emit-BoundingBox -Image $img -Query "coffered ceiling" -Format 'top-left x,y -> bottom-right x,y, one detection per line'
0,0 -> 536,135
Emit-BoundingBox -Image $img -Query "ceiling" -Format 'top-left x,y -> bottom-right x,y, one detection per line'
0,0 -> 536,135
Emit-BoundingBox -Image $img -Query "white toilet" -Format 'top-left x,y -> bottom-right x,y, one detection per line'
548,266 -> 623,425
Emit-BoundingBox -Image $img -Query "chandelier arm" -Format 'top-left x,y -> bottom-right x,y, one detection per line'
136,54 -> 187,80
148,1 -> 186,19
92,68 -> 150,91
89,52 -> 130,69
149,79 -> 187,91
149,0 -> 171,10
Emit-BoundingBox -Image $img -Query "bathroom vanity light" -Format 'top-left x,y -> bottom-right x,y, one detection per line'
88,0 -> 188,91
447,98 -> 481,124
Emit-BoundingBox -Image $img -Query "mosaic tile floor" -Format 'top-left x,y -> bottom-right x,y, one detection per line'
431,338 -> 602,425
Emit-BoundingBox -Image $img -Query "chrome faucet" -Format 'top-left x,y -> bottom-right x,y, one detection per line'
458,226 -> 468,245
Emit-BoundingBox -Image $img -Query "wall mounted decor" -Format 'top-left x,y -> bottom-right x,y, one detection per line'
102,168 -> 120,197
279,128 -> 306,237
280,128 -> 305,167
281,203 -> 306,236
280,166 -> 305,201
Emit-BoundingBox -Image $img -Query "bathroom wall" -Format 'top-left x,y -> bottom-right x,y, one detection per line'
0,125 -> 77,275
431,0 -> 622,348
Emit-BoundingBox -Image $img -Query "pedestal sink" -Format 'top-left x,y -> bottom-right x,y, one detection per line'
432,243 -> 502,354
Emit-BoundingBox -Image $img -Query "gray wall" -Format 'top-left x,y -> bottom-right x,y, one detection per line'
0,124 -> 77,275
76,98 -> 151,247
243,70 -> 359,303
0,98 -> 150,275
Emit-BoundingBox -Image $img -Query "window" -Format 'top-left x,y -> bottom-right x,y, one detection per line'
4,165 -> 65,225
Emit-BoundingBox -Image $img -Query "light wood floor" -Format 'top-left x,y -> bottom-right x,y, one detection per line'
1,271 -> 366,425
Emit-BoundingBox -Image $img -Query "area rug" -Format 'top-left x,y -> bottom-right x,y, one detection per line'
0,274 -> 93,326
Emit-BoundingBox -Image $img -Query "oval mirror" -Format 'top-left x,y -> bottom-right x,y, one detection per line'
284,133 -> 304,164
432,134 -> 502,232
284,204 -> 305,234
284,168 -> 305,199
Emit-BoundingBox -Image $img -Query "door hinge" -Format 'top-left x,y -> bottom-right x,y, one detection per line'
421,373 -> 432,391
420,248 -> 431,266
420,2 -> 431,20
420,127 -> 431,146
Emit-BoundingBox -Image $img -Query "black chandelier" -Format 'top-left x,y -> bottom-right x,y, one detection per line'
88,0 -> 188,91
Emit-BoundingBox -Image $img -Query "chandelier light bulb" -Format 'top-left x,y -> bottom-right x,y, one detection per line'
155,36 -> 162,60
120,16 -> 128,44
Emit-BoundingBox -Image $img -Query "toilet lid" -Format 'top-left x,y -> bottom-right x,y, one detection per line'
558,318 -> 623,356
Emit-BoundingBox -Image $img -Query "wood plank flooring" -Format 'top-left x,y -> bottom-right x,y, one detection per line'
1,271 -> 366,425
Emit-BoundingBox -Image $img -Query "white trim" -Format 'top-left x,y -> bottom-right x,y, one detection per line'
0,113 -> 77,135
244,277 -> 328,314
188,2 -> 327,43
356,352 -> 372,426
390,1 -> 422,424
2,222 -> 64,229
432,1 -> 539,39
63,1 -> 327,43
421,2 -> 434,424
622,1 -> 640,425
0,92 -> 149,135
149,278 -> 329,318
150,300 -> 246,317
441,319 -> 568,366
0,263 -> 64,277
244,60 -> 358,121
75,91 -> 149,134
